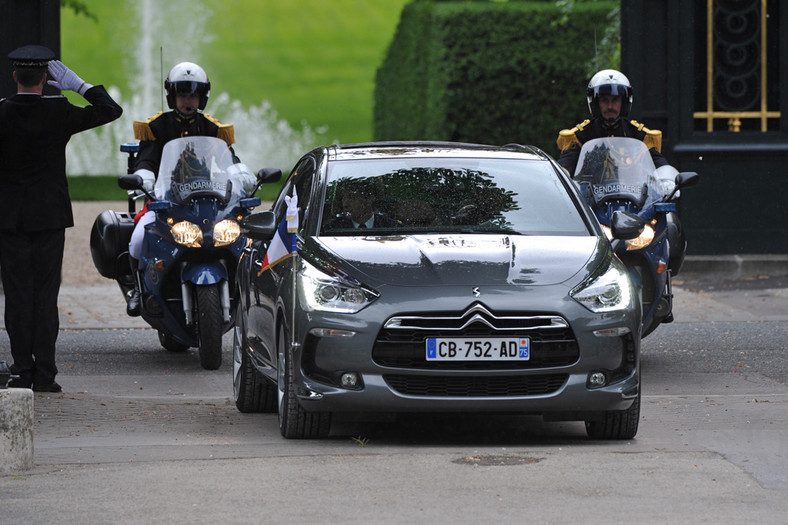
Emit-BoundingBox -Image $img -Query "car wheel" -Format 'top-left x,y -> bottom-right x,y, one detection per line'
585,388 -> 641,440
158,330 -> 189,352
233,316 -> 276,413
277,324 -> 331,439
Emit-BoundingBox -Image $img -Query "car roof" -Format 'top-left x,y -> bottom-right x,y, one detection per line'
323,141 -> 552,162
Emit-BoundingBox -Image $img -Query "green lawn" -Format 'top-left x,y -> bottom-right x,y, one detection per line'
61,0 -> 410,145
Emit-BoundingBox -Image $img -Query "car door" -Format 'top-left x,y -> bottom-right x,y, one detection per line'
247,155 -> 318,377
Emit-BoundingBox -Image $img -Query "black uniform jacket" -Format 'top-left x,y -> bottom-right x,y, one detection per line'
0,86 -> 122,231
133,111 -> 236,173
556,117 -> 668,174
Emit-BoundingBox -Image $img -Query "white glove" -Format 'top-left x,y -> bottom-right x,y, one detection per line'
135,169 -> 155,193
227,162 -> 257,193
47,60 -> 93,96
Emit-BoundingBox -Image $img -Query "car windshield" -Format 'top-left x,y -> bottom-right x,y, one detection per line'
320,156 -> 589,236
573,137 -> 664,208
153,136 -> 245,205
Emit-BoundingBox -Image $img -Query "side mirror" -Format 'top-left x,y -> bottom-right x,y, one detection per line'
676,171 -> 700,190
241,211 -> 278,241
610,210 -> 646,241
665,171 -> 700,201
257,168 -> 283,184
118,174 -> 143,190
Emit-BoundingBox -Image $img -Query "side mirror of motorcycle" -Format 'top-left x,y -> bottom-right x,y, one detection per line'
666,171 -> 701,201
241,211 -> 278,241
118,174 -> 142,190
257,168 -> 282,184
610,210 -> 646,241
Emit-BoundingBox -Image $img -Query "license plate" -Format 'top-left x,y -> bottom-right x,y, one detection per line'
425,337 -> 530,361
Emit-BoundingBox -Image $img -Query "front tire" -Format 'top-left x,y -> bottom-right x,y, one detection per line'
585,389 -> 641,440
196,284 -> 223,370
277,324 -> 331,439
233,312 -> 276,412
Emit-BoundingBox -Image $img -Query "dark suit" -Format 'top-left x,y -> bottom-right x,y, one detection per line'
0,86 -> 122,386
324,213 -> 399,231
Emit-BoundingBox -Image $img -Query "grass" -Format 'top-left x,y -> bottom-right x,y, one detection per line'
61,0 -> 410,145
67,176 -> 285,202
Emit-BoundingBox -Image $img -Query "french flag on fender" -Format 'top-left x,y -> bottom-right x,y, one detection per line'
258,191 -> 298,275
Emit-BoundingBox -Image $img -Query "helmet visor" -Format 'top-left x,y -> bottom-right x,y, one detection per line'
592,84 -> 629,98
171,80 -> 208,94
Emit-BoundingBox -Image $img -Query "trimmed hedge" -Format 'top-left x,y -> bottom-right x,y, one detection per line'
374,0 -> 618,157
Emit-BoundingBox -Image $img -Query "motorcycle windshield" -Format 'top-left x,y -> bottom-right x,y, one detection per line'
154,136 -> 244,206
573,137 -> 663,208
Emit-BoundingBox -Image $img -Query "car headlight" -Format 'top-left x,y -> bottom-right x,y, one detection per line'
570,256 -> 634,313
299,259 -> 378,313
214,219 -> 241,246
170,220 -> 202,247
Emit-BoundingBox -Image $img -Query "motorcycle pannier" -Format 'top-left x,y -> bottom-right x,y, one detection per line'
90,210 -> 135,279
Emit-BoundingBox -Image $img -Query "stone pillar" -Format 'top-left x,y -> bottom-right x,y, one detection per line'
0,388 -> 34,472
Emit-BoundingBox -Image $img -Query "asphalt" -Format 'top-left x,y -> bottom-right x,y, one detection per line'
0,203 -> 786,523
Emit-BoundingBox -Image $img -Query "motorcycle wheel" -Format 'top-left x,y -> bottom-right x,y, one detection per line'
233,311 -> 276,412
158,330 -> 189,353
196,284 -> 223,370
277,324 -> 331,439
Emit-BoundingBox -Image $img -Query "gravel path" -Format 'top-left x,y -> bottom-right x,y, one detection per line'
65,201 -> 128,287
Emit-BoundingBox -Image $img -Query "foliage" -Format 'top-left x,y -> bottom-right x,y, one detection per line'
374,0 -> 620,156
61,0 -> 96,21
67,176 -> 284,202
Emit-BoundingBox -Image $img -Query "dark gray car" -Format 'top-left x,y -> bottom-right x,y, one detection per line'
233,142 -> 643,440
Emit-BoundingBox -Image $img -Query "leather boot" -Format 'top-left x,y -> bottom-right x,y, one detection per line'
127,256 -> 141,317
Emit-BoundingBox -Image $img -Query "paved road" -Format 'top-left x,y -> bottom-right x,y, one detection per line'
0,203 -> 786,524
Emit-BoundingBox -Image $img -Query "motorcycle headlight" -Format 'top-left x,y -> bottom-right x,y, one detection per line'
299,260 -> 378,313
625,224 -> 655,251
170,220 -> 202,247
214,219 -> 241,247
570,258 -> 634,313
600,223 -> 655,250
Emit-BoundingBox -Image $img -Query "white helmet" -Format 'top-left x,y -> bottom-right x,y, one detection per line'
164,62 -> 211,111
586,69 -> 633,124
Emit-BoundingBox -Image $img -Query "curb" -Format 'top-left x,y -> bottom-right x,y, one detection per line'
680,254 -> 788,278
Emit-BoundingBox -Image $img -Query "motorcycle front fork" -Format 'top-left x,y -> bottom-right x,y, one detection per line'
181,280 -> 232,325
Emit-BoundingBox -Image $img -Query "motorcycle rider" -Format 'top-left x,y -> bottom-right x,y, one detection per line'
556,69 -> 669,174
126,61 -> 256,316
557,69 -> 688,303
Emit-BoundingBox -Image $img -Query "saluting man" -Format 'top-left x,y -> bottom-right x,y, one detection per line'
0,45 -> 122,392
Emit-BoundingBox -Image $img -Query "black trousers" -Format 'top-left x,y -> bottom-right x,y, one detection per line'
0,228 -> 65,384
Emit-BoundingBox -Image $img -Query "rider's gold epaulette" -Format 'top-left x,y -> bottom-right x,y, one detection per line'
556,119 -> 590,151
132,111 -> 164,141
630,120 -> 663,152
204,114 -> 235,146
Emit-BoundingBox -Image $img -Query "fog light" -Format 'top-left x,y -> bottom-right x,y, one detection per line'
589,372 -> 607,386
341,372 -> 359,388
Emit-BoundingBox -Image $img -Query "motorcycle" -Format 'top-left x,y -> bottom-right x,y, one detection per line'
90,136 -> 281,369
572,137 -> 700,337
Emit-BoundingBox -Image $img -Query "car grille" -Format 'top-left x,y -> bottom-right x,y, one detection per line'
372,303 -> 579,371
384,373 -> 568,397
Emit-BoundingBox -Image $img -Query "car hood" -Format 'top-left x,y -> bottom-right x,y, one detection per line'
311,235 -> 603,287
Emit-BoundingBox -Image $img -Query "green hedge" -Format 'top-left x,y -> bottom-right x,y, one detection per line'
374,0 -> 618,157
67,176 -> 284,202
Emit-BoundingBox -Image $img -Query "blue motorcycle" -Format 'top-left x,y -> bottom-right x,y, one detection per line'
572,137 -> 700,337
90,136 -> 281,369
